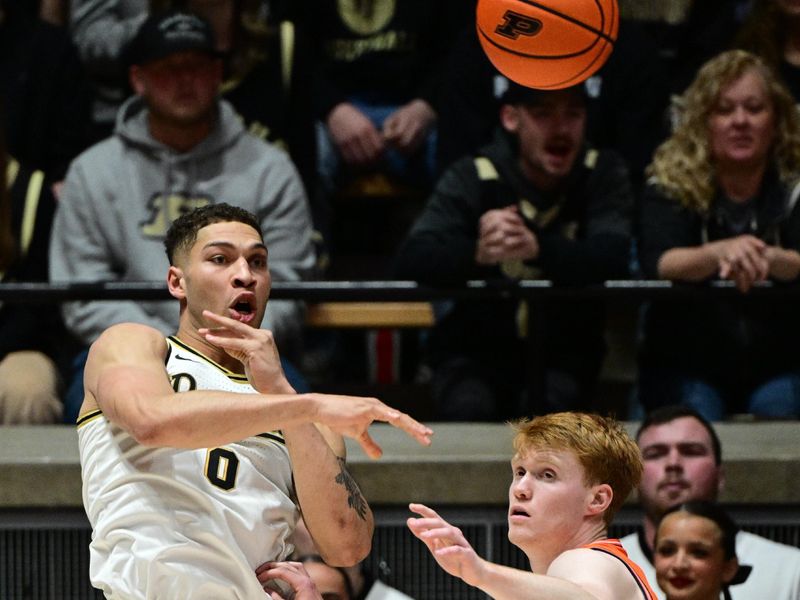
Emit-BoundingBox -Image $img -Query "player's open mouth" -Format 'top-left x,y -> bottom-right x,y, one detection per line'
229,295 -> 256,322
509,507 -> 530,518
234,301 -> 253,314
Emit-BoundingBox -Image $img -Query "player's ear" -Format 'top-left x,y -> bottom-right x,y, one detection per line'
587,483 -> 613,516
500,104 -> 520,133
167,265 -> 186,301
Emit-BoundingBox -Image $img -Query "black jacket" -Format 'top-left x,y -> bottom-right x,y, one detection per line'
639,173 -> 800,385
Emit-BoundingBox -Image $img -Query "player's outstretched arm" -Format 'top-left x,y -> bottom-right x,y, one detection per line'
199,310 -> 433,458
407,503 -> 488,586
407,504 -> 602,600
86,323 -> 432,451
86,322 -> 311,448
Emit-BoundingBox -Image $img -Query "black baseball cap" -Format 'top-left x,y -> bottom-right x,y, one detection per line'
125,10 -> 220,67
500,77 -> 588,106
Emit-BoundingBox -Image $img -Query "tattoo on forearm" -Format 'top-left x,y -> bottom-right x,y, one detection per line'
335,457 -> 368,520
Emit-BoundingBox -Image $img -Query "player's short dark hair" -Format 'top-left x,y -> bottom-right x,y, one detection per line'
164,203 -> 262,265
636,405 -> 722,465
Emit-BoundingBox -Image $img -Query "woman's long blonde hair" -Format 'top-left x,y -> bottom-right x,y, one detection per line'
646,50 -> 800,214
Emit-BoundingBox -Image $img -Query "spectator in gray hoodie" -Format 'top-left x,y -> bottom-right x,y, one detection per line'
50,9 -> 315,422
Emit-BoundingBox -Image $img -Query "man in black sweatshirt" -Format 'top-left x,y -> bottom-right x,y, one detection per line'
394,81 -> 634,421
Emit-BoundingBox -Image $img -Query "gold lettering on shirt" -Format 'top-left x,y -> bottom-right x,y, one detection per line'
337,0 -> 395,35
141,194 -> 211,238
325,30 -> 414,62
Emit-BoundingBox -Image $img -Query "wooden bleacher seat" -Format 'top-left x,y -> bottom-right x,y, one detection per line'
305,301 -> 434,329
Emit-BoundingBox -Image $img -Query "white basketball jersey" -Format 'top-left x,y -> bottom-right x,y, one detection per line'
78,336 -> 298,600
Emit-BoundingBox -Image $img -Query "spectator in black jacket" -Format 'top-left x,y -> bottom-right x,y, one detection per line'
436,19 -> 670,192
394,83 -> 634,421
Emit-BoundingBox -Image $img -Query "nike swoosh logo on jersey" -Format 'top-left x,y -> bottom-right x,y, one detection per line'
174,354 -> 199,363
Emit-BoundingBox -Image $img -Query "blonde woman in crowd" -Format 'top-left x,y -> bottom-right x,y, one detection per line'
638,49 -> 800,421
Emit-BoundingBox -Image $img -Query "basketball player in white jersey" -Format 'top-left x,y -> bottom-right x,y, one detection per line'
77,203 -> 433,599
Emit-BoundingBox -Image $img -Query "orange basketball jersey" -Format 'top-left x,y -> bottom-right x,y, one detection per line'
583,539 -> 659,600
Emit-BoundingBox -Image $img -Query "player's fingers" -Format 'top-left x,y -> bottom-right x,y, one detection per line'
436,544 -> 470,557
409,502 -> 440,519
408,517 -> 447,531
380,409 -> 433,446
418,524 -> 459,540
406,526 -> 440,552
357,430 -> 383,459
406,517 -> 443,537
200,330 -> 252,347
202,310 -> 251,330
200,332 -> 261,358
406,519 -> 445,548
201,313 -> 263,341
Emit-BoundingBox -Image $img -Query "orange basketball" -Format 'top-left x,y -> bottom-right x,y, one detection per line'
476,0 -> 619,90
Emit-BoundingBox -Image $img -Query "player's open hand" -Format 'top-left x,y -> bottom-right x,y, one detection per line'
256,561 -> 322,600
310,394 -> 432,459
407,503 -> 484,587
199,310 -> 293,394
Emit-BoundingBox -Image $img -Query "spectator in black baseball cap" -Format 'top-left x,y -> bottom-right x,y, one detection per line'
124,10 -> 222,68
499,78 -> 588,107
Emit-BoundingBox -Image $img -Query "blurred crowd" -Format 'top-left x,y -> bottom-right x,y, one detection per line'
3,0 -> 800,427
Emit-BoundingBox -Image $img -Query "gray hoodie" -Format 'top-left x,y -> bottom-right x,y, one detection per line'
50,95 -> 315,351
